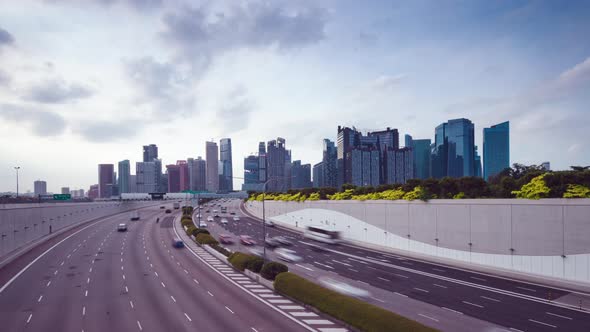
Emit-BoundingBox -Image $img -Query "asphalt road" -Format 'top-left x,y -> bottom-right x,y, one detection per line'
201,198 -> 590,332
0,205 -> 315,332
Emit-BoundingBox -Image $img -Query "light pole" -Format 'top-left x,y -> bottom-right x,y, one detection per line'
14,167 -> 20,198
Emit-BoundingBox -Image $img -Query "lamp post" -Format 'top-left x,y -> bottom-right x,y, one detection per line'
14,167 -> 20,198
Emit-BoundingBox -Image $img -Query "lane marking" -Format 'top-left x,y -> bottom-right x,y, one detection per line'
225,306 -> 234,314
545,312 -> 573,320
528,319 -> 556,328
442,307 -> 463,315
161,282 -> 166,288
193,279 -> 199,284
418,313 -> 439,322
82,306 -> 86,316
137,320 -> 143,331
470,276 -> 487,282
207,291 -> 214,297
37,295 -> 43,302
371,297 -> 386,303
395,292 -> 408,298
26,313 -> 32,324
516,286 -> 537,292
85,290 -> 88,297
414,287 -> 429,293
462,301 -> 484,308
395,273 -> 409,279
184,313 -> 192,322
433,284 -> 447,289
378,277 -> 390,282
481,295 -> 501,302
130,300 -> 134,308
46,281 -> 51,287
125,286 -> 129,293
170,295 -> 176,303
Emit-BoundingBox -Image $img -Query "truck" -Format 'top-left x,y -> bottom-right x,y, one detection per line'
130,211 -> 140,221
173,202 -> 180,209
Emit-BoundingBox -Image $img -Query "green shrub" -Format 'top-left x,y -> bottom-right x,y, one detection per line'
193,228 -> 210,236
210,243 -> 231,257
274,273 -> 438,332
181,218 -> 193,227
228,252 -> 259,271
512,173 -> 551,199
246,256 -> 264,273
185,225 -> 197,236
260,261 -> 288,280
563,184 -> 590,198
195,233 -> 218,245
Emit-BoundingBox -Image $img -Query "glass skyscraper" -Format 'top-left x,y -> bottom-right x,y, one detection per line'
117,160 -> 130,194
219,138 -> 233,191
483,121 -> 510,180
412,139 -> 431,179
433,118 -> 475,178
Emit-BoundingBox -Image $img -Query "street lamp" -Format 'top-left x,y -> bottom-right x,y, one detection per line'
14,166 -> 20,198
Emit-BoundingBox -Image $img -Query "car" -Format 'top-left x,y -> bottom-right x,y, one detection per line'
219,234 -> 234,244
207,216 -> 214,222
306,243 -> 328,252
220,218 -> 228,225
248,247 -> 264,257
232,216 -> 240,221
275,248 -> 302,262
214,214 -> 220,218
117,223 -> 127,232
265,237 -> 281,248
264,220 -> 275,227
172,238 -> 184,248
275,236 -> 292,246
318,277 -> 370,298
205,210 -> 210,213
213,209 -> 218,213
160,206 -> 165,209
240,235 -> 256,246
165,209 -> 171,213
199,222 -> 207,228
230,212 -> 236,215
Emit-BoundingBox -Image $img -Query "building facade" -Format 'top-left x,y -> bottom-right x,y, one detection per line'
167,163 -> 181,193
118,160 -> 130,194
61,187 -> 70,195
483,121 -> 510,180
322,139 -> 338,188
242,155 -> 262,191
98,164 -> 114,198
313,162 -> 324,188
206,141 -> 219,192
291,160 -> 312,189
266,138 -> 290,192
143,144 -> 158,162
432,118 -> 476,178
412,139 -> 432,179
136,161 -> 158,193
219,138 -> 233,192
34,180 -> 47,196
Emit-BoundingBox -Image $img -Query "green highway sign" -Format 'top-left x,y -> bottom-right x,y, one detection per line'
53,194 -> 71,200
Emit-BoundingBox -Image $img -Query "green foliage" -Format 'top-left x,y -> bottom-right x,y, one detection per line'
379,188 -> 406,200
328,189 -> 354,200
182,206 -> 194,215
260,261 -> 288,280
228,252 -> 259,271
274,273 -> 438,332
195,233 -> 219,245
308,192 -> 320,200
246,256 -> 264,273
210,243 -> 231,257
563,184 -> 590,198
185,225 -> 197,236
453,192 -> 465,199
192,228 -> 210,237
512,173 -> 551,199
403,186 -> 427,201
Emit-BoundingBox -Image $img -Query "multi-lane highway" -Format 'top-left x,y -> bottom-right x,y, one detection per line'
202,198 -> 590,332
0,204 -> 338,332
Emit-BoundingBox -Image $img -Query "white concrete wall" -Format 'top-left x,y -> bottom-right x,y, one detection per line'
0,202 -> 150,257
245,199 -> 590,284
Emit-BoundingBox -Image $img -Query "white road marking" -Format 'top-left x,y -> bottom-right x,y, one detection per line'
137,320 -> 143,330
125,286 -> 129,293
193,279 -> 199,284
348,268 -> 359,272
314,261 -> 334,269
123,275 -> 126,280
54,270 -> 58,275
418,313 -> 439,322
26,313 -> 32,323
46,281 -> 51,287
371,297 -> 386,303
161,282 -> 166,288
184,313 -> 192,322
414,287 -> 429,293
470,276 -> 487,282
332,260 -> 352,267
154,272 -> 159,277
82,306 -> 86,316
528,319 -> 556,328
462,301 -> 484,308
291,312 -> 318,317
481,296 -> 501,302
395,273 -> 409,279
303,319 -> 334,325
170,295 -> 176,303
130,300 -> 134,308
433,284 -> 447,289
85,290 -> 88,297
207,291 -> 214,296
378,277 -> 390,282
37,295 -> 43,302
295,264 -> 314,271
442,307 -> 463,315
545,312 -> 573,320
225,306 -> 235,314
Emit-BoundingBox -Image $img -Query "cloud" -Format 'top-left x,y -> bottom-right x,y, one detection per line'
23,79 -> 94,103
0,26 -> 14,47
0,103 -> 67,136
0,70 -> 10,86
160,2 -> 327,63
372,74 -> 406,90
75,120 -> 141,142
216,86 -> 253,132
44,0 -> 163,11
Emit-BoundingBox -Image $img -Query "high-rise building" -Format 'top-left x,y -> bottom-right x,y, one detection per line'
118,160 -> 131,194
136,161 -> 158,193
187,157 -> 206,191
219,138 -> 233,192
206,141 -> 219,192
258,142 -> 267,183
313,162 -> 324,188
474,146 -> 482,178
242,154 -> 263,191
432,118 -> 475,178
143,144 -> 158,162
385,147 -> 413,184
404,134 -> 413,148
541,162 -> 551,171
291,160 -> 312,189
98,164 -> 114,198
129,175 -> 137,193
483,121 -> 510,180
322,139 -> 338,188
266,138 -> 289,192
88,184 -> 99,199
367,127 -> 400,151
167,163 -> 181,193
348,148 -> 380,187
412,139 -> 432,179
337,126 -> 359,187
61,187 -> 70,195
177,160 -> 189,192
34,180 -> 47,196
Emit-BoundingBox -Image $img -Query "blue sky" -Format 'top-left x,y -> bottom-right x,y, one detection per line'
0,0 -> 589,192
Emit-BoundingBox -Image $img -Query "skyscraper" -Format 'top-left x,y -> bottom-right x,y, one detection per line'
142,144 -> 162,192
483,121 -> 510,180
129,175 -> 137,193
412,139 -> 432,179
432,118 -> 475,178
337,126 -> 358,187
322,139 -> 338,188
118,160 -> 130,194
291,160 -> 312,189
474,146 -> 482,178
313,162 -> 324,188
404,134 -> 413,148
61,187 -> 70,195
206,141 -> 219,192
178,160 -> 189,192
143,144 -> 158,162
167,163 -> 181,193
187,157 -> 207,191
242,155 -> 263,191
258,142 -> 267,183
219,138 -> 233,192
98,164 -> 114,198
136,161 -> 158,193
34,180 -> 47,196
266,138 -> 289,192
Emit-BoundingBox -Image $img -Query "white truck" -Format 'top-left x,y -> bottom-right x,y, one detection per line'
173,202 -> 180,209
130,211 -> 140,221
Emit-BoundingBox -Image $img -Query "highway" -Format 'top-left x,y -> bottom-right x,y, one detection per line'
0,204 -> 332,332
202,198 -> 590,332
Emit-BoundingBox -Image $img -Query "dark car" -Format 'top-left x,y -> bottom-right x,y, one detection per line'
160,206 -> 165,209
275,236 -> 293,246
172,238 -> 184,248
165,209 -> 172,213
230,212 -> 236,215
265,237 -> 281,248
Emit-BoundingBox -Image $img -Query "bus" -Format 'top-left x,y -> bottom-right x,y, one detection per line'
304,226 -> 341,244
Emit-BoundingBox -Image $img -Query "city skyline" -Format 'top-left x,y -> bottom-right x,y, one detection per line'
1,1 -> 589,192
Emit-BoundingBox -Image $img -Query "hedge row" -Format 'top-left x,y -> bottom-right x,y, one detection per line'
195,233 -> 218,245
210,243 -> 232,257
228,252 -> 259,271
260,261 -> 288,280
274,273 -> 439,332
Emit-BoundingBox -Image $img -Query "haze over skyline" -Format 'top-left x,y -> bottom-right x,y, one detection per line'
1,0 -> 589,193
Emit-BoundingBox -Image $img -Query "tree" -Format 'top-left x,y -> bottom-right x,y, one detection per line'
563,184 -> 590,198
570,166 -> 590,172
512,173 -> 550,199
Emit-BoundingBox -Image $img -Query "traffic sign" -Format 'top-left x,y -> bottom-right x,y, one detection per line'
53,194 -> 71,200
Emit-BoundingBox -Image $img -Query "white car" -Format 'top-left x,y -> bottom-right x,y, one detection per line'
207,216 -> 214,222
232,216 -> 240,221
318,277 -> 371,298
275,248 -> 302,263
220,218 -> 228,225
117,223 -> 127,232
199,222 -> 207,228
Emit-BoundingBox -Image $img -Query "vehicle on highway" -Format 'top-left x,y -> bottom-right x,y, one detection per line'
275,236 -> 292,246
232,216 -> 240,221
173,202 -> 180,209
264,220 -> 275,227
172,238 -> 184,248
130,211 -> 140,221
205,209 -> 210,213
160,206 -> 165,209
220,218 -> 228,225
207,216 -> 214,222
199,221 -> 207,228
213,209 -> 218,213
165,209 -> 172,213
275,248 -> 302,262
214,214 -> 220,218
304,226 -> 340,244
305,242 -> 328,252
117,223 -> 128,232
219,234 -> 235,244
318,277 -> 370,298
265,237 -> 281,248
230,212 -> 236,215
248,247 -> 264,257
240,235 -> 256,246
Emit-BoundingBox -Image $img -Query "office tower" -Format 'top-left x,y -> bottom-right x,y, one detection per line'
129,175 -> 137,193
34,180 -> 47,196
61,187 -> 70,195
143,144 -> 158,162
167,163 -> 181,193
97,164 -> 114,198
313,162 -> 324,188
136,161 -> 158,193
177,160 -> 189,192
193,157 -> 207,191
88,184 -> 99,199
404,134 -> 413,148
432,118 -> 475,178
412,139 -> 432,179
367,127 -> 400,151
483,121 -> 510,180
474,146 -> 482,178
348,148 -> 380,187
118,160 -> 131,194
322,139 -> 338,188
337,126 -> 358,187
389,147 -> 414,184
258,142 -> 267,183
219,138 -> 233,191
291,160 -> 312,189
242,155 -> 262,191
206,141 -> 219,192
285,148 -> 292,190
266,138 -> 289,192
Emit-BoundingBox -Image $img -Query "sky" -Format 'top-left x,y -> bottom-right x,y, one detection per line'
1,0 -> 589,193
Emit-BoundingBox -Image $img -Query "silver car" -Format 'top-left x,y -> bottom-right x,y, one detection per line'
318,277 -> 371,298
275,248 -> 302,263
